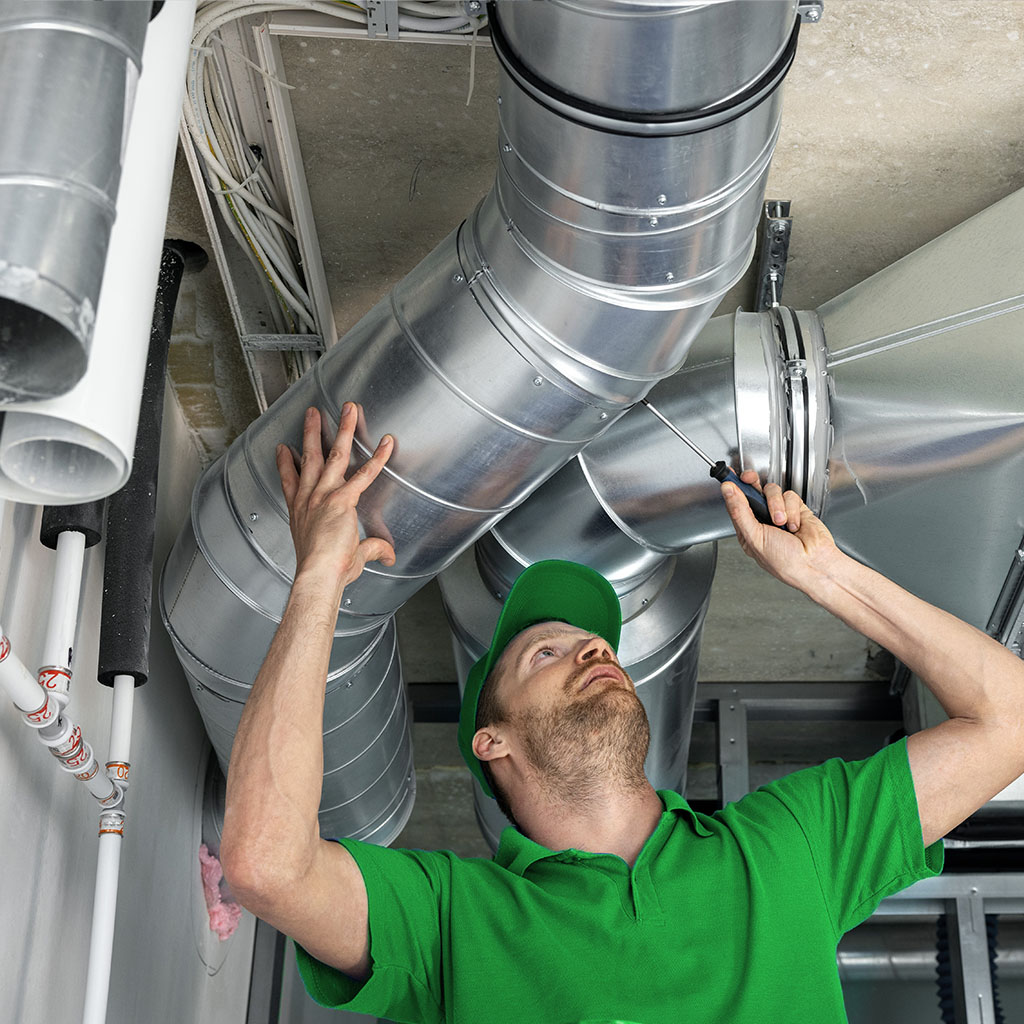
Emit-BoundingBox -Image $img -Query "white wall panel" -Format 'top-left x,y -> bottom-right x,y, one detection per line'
0,393 -> 255,1024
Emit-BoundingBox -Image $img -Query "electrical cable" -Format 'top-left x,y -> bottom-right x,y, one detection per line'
184,0 -> 488,359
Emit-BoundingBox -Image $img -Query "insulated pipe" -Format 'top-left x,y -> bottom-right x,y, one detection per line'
0,1 -> 150,400
98,242 -> 204,689
0,0 -> 197,504
162,0 -> 801,843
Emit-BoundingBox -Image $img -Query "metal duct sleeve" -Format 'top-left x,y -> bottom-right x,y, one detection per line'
579,313 -> 746,551
0,1 -> 150,400
495,1 -> 798,114
479,2 -> 799,392
98,245 -> 192,687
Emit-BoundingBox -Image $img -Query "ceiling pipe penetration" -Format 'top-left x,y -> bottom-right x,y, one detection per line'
162,0 -> 803,843
0,1 -> 150,402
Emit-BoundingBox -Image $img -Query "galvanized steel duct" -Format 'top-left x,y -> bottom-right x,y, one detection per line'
0,1 -> 150,401
580,185 -> 1024,626
161,0 -> 802,843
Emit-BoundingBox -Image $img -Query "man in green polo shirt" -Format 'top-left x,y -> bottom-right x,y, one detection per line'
220,405 -> 1024,1024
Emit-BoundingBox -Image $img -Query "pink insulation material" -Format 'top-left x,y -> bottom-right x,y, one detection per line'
199,843 -> 242,940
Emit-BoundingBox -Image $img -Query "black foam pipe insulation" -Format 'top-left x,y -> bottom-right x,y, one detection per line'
97,241 -> 207,687
39,501 -> 106,550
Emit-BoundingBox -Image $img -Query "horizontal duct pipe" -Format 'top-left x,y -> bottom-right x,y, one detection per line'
0,1 -> 150,401
580,185 -> 1024,626
0,0 -> 196,504
162,0 -> 802,842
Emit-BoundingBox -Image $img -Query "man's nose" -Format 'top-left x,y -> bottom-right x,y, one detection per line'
577,635 -> 614,663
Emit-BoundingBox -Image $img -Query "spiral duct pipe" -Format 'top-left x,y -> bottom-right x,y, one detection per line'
161,0 -> 801,843
0,1 -> 150,401
580,185 -> 1024,626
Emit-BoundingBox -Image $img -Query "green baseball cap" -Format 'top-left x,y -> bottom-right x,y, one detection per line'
458,559 -> 622,799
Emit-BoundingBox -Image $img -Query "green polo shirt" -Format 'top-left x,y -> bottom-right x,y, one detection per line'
295,737 -> 943,1023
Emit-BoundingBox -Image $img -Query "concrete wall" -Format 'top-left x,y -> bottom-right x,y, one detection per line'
0,392 -> 254,1024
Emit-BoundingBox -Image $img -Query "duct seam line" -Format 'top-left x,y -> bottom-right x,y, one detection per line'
385,285 -> 594,453
575,456 -> 679,555
826,292 -> 1024,367
0,174 -> 118,215
498,119 -> 782,222
320,693 -> 410,796
489,8 -> 800,137
321,628 -> 398,737
0,20 -> 145,65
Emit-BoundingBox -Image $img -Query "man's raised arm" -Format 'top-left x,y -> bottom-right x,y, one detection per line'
721,473 -> 1024,847
219,403 -> 395,980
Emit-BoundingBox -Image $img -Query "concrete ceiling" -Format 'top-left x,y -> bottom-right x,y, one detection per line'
164,0 -> 1024,461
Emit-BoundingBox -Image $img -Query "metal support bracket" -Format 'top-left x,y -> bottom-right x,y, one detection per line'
364,0 -> 400,39
715,696 -> 750,806
986,532 -> 1024,657
797,1 -> 824,23
946,893 -> 998,1024
755,200 -> 793,312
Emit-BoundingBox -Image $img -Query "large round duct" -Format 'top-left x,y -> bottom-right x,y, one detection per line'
580,186 -> 1024,625
438,463 -> 716,850
0,1 -> 150,401
0,0 -> 196,504
162,0 -> 801,844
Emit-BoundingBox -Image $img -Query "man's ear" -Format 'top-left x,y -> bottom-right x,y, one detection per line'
472,726 -> 509,765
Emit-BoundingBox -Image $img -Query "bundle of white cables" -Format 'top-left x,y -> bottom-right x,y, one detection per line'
183,0 -> 486,343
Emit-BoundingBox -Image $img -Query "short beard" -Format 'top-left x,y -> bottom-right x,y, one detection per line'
509,660 -> 651,807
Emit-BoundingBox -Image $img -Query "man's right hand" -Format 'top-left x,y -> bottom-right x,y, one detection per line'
276,403 -> 396,598
719,470 -> 841,593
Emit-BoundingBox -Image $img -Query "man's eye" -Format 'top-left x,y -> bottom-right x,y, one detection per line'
536,647 -> 555,659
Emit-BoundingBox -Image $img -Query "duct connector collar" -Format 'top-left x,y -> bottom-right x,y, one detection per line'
579,307 -> 832,553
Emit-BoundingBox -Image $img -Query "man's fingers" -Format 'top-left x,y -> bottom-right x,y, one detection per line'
345,434 -> 394,497
762,482 -> 788,527
720,480 -> 759,537
357,536 -> 397,569
296,407 -> 326,499
783,489 -> 803,532
738,469 -> 763,493
317,402 -> 358,493
276,443 -> 299,506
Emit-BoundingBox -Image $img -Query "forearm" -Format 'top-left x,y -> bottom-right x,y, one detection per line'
798,548 -> 1024,725
221,568 -> 344,886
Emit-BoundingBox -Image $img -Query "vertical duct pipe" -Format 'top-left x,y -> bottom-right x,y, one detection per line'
0,0 -> 196,504
578,185 -> 1024,626
438,457 -> 716,850
0,1 -> 150,401
162,0 -> 802,842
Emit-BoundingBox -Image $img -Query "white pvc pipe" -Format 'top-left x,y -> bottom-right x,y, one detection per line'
80,675 -> 136,1024
0,626 -> 54,718
107,674 -> 135,790
0,0 -> 198,504
39,529 -> 87,706
81,826 -> 124,1024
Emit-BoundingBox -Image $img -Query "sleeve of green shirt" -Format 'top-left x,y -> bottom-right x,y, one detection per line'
751,736 -> 944,938
293,838 -> 450,1024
